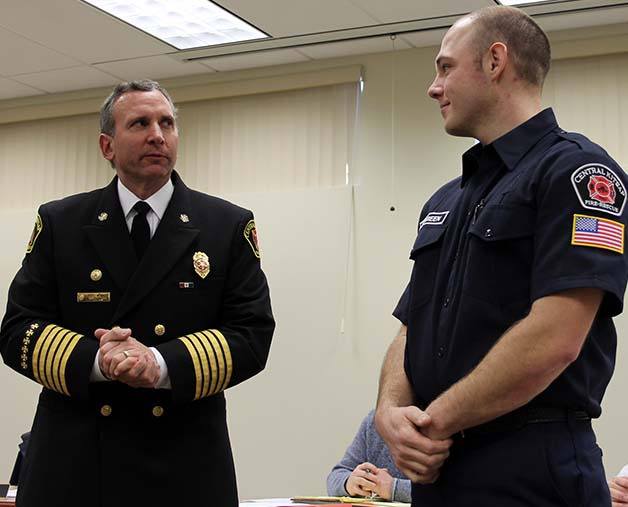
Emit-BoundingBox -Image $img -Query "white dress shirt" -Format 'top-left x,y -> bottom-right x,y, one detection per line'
90,178 -> 174,388
117,177 -> 173,238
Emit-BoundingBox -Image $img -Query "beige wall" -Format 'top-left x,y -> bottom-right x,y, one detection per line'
1,30 -> 628,498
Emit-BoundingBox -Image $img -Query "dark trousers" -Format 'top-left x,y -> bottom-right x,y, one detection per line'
412,418 -> 610,507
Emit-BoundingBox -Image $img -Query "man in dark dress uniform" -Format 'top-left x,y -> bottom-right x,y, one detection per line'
375,6 -> 627,506
0,80 -> 275,507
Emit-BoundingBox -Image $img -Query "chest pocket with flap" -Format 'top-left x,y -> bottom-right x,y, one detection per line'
408,225 -> 447,309
466,204 -> 536,306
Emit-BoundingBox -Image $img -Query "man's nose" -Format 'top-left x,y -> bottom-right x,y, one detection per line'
147,123 -> 165,143
428,77 -> 442,100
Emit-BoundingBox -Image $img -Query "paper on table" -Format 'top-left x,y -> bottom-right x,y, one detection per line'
291,497 -> 409,507
291,496 -> 383,503
618,464 -> 628,477
239,499 -> 312,507
6,486 -> 17,498
239,497 -> 410,507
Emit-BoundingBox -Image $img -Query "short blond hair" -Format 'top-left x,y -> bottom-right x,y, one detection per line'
466,6 -> 551,87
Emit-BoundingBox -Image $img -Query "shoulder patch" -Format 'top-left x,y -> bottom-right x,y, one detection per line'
419,211 -> 449,230
571,163 -> 626,216
26,213 -> 43,254
572,214 -> 624,254
244,220 -> 260,258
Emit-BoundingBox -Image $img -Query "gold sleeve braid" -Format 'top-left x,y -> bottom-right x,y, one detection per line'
31,324 -> 83,396
178,329 -> 233,400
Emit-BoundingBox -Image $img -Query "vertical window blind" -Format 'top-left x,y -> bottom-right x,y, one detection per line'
543,52 -> 628,168
0,81 -> 359,209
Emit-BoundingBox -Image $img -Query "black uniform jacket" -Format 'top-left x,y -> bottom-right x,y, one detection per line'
0,171 -> 275,507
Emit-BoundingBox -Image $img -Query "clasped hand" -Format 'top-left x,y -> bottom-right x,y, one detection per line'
609,476 -> 628,506
375,406 -> 452,485
95,327 -> 160,388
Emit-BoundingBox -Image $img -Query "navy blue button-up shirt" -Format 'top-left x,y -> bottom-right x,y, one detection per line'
394,108 -> 628,417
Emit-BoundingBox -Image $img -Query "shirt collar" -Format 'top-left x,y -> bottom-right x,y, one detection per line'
461,108 -> 558,187
461,142 -> 501,187
117,177 -> 174,220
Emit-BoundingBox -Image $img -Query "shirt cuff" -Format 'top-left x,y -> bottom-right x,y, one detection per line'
150,347 -> 172,389
90,349 -> 110,382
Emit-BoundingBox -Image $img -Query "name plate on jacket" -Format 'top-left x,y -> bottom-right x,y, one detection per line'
76,292 -> 111,303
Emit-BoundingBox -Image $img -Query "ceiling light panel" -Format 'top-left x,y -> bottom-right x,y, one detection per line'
82,0 -> 269,49
498,0 -> 561,5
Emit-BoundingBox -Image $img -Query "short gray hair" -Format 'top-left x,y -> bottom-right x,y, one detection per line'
99,79 -> 177,135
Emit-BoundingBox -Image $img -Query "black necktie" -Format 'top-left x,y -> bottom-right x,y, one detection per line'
131,201 -> 151,259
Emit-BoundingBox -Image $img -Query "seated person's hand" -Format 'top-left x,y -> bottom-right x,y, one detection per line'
345,462 -> 395,499
346,462 -> 378,497
609,476 -> 628,506
368,467 -> 394,500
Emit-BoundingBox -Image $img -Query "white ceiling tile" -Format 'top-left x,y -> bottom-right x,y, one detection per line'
95,55 -> 214,81
537,6 -> 628,33
0,0 -> 171,63
0,0 -> 626,90
215,0 -> 378,37
401,29 -> 449,49
299,36 -> 411,60
198,48 -> 309,72
0,77 -> 44,100
13,66 -> 120,94
352,0 -> 493,23
0,27 -> 81,77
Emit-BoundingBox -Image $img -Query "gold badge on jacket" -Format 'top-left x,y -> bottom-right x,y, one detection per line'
193,252 -> 210,279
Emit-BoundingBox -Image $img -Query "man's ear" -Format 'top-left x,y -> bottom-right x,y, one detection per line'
99,133 -> 114,163
484,42 -> 508,81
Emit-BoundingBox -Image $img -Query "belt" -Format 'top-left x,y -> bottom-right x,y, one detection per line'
456,406 -> 590,440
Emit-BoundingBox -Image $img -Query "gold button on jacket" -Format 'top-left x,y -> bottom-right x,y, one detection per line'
154,324 -> 165,336
100,404 -> 112,417
152,405 -> 164,417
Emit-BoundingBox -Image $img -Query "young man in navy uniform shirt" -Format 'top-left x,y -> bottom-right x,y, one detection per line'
0,80 -> 274,507
375,6 -> 627,506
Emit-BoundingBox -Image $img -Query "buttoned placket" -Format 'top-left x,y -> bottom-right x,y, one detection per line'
434,152 -> 506,365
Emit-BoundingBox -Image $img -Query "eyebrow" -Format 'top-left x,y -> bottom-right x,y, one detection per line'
126,114 -> 174,125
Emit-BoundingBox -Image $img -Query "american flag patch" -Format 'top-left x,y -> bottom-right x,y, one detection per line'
572,214 -> 624,254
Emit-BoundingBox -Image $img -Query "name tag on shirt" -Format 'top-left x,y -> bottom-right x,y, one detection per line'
76,292 -> 110,303
419,211 -> 449,229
